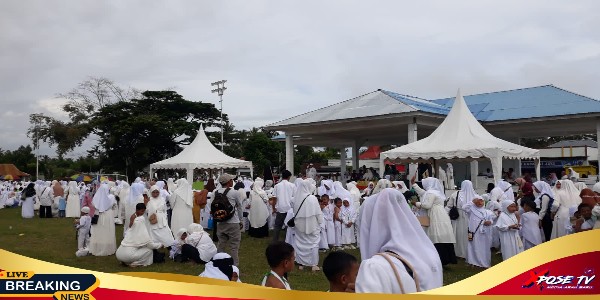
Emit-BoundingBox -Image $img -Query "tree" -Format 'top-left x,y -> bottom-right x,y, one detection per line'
92,90 -> 223,176
27,77 -> 140,156
242,128 -> 283,176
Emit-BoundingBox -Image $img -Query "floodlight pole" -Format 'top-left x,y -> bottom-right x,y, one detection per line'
211,80 -> 227,152
35,120 -> 39,180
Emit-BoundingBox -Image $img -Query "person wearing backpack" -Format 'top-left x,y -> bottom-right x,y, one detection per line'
533,181 -> 554,242
211,173 -> 243,266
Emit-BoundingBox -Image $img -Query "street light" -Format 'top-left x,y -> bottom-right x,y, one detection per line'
211,80 -> 227,151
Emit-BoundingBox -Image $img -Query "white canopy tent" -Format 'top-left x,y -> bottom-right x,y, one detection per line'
380,90 -> 540,186
150,125 -> 253,183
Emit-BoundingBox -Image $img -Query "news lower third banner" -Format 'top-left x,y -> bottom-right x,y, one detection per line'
0,230 -> 599,300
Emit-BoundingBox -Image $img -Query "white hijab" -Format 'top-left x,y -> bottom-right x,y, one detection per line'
372,179 -> 393,195
496,180 -> 514,201
359,188 -> 443,291
92,184 -> 115,213
574,182 -> 588,192
422,177 -> 445,199
174,179 -> 193,207
249,178 -> 269,228
533,181 -> 554,200
200,253 -> 234,281
393,181 -> 408,193
121,215 -> 152,247
128,182 -> 145,205
553,180 -> 581,208
458,180 -> 477,207
67,181 -> 79,194
294,179 -> 321,219
333,181 -> 351,200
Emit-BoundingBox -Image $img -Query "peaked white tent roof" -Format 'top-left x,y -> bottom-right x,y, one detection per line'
150,125 -> 252,182
381,90 -> 540,184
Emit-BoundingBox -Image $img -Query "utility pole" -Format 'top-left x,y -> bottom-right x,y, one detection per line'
35,120 -> 39,180
211,80 -> 227,151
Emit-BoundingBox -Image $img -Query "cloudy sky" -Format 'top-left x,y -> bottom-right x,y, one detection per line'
1,0 -> 599,157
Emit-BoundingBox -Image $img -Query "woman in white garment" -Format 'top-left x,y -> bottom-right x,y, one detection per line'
411,177 -> 457,265
248,178 -> 269,238
264,179 -> 275,230
551,180 -> 581,239
126,182 -> 145,231
65,181 -> 81,218
356,188 -> 443,294
89,184 -> 117,256
171,179 -> 194,236
495,200 -> 524,261
117,181 -> 130,225
21,183 -> 36,218
293,179 -> 323,272
199,253 -> 237,281
533,181 -> 554,242
463,195 -> 495,268
146,185 -> 175,247
454,180 -> 477,259
116,203 -> 162,267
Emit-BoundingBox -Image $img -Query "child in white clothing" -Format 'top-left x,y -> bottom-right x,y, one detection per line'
519,200 -> 542,250
333,198 -> 343,249
340,199 -> 356,249
75,206 -> 92,256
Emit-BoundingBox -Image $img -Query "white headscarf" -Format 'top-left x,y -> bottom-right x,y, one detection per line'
67,181 -> 79,194
121,215 -> 153,247
167,178 -> 177,193
574,182 -> 588,192
174,179 -> 193,207
199,253 -> 235,281
372,179 -> 393,195
294,179 -> 321,219
393,181 -> 408,193
458,180 -> 477,207
92,184 -> 114,213
593,182 -> 600,194
359,188 -> 442,291
553,180 -> 582,208
176,228 -> 187,241
249,178 -> 269,229
232,266 -> 241,282
533,181 -> 554,201
128,182 -> 145,205
333,181 -> 351,200
496,180 -> 514,201
422,177 -> 445,199
187,223 -> 204,234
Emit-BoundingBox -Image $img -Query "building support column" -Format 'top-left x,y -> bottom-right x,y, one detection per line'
597,120 -> 600,182
285,134 -> 294,175
470,160 -> 479,189
340,147 -> 347,182
352,141 -> 361,172
517,137 -> 522,178
408,118 -> 418,179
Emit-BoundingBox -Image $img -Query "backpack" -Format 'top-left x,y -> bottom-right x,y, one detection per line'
449,191 -> 460,220
541,194 -> 554,222
210,188 -> 234,222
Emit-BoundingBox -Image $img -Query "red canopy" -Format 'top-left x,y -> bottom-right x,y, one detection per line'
359,146 -> 382,160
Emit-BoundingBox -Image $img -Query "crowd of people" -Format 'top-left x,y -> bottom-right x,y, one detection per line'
1,168 -> 599,294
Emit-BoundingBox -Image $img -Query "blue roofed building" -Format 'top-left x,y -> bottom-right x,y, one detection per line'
264,85 -> 600,179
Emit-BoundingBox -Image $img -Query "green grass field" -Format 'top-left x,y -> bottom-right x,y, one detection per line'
0,207 -> 500,291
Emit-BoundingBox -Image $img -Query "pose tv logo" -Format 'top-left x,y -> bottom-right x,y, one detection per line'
523,268 -> 595,291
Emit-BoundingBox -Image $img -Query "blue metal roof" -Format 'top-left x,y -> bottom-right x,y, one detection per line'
381,90 -> 450,115
429,85 -> 600,122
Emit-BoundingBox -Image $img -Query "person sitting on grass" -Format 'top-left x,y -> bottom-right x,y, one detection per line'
115,203 -> 163,267
261,241 -> 295,290
323,251 -> 359,293
169,228 -> 187,262
181,223 -> 217,264
199,252 -> 239,281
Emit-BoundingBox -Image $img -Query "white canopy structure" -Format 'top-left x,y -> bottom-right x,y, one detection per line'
381,90 -> 540,185
150,125 -> 253,183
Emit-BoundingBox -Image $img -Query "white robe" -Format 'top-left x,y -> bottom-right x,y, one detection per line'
416,190 -> 456,244
341,206 -> 356,244
323,204 -> 335,245
171,193 -> 193,236
446,191 -> 468,258
520,211 -> 542,250
21,196 -> 35,218
495,212 -> 524,261
146,197 -> 175,247
356,254 -> 417,294
89,209 -> 117,256
463,202 -> 494,268
65,188 -> 81,218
